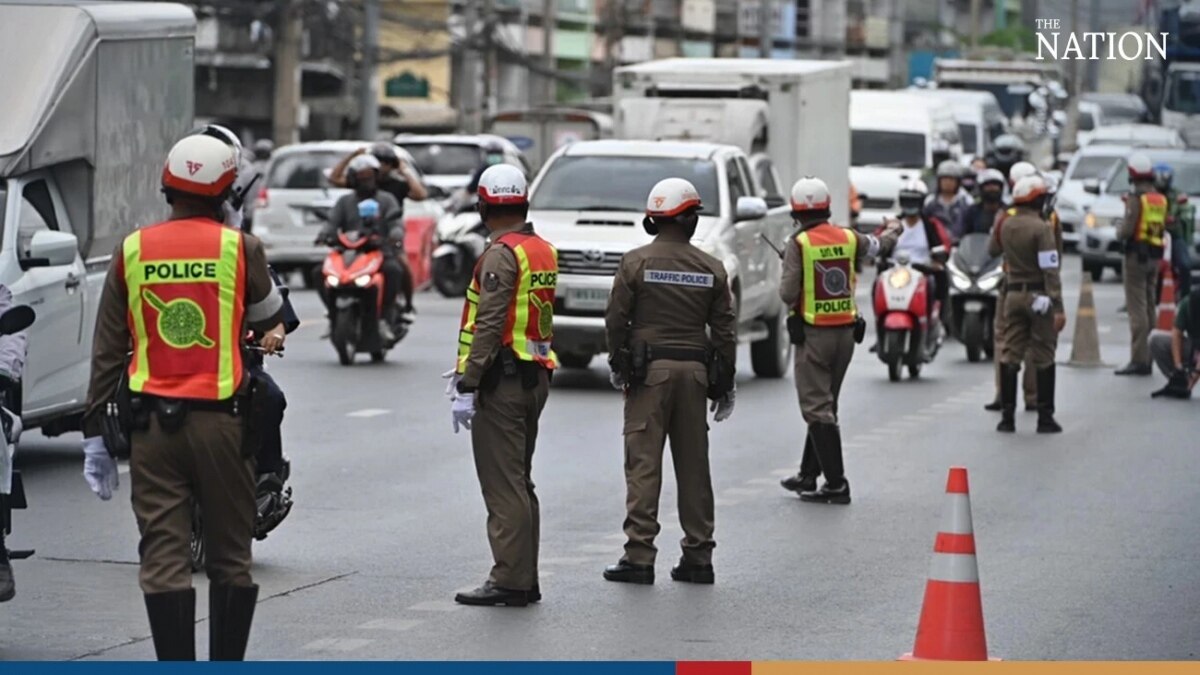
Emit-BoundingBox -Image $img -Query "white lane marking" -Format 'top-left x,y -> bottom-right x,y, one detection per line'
539,571 -> 556,578
407,600 -> 462,612
903,414 -> 934,421
576,543 -> 612,554
854,435 -> 885,443
603,533 -> 627,542
346,408 -> 391,418
722,487 -> 763,497
842,442 -> 866,449
771,469 -> 796,477
745,478 -> 779,486
540,557 -> 596,565
714,497 -> 741,507
1098,325 -> 1112,334
359,618 -> 423,632
118,462 -> 131,476
303,638 -> 373,652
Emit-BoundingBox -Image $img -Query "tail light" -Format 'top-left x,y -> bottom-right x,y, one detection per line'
255,187 -> 269,210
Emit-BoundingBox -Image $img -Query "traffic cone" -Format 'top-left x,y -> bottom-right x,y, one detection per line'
1067,274 -> 1105,367
900,467 -> 998,661
1156,263 -> 1177,332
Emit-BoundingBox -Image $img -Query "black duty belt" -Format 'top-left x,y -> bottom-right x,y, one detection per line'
142,394 -> 244,417
1006,282 -> 1045,293
646,345 -> 708,363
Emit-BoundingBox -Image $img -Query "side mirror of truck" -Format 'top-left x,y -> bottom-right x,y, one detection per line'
21,230 -> 79,270
764,195 -> 788,209
1083,179 -> 1101,195
0,305 -> 35,336
735,196 -> 768,222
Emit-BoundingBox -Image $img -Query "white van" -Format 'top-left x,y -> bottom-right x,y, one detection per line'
907,88 -> 1008,166
850,91 -> 961,230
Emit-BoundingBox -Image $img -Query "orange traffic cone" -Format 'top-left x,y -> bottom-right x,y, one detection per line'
1156,262 -> 1177,332
900,467 -> 998,661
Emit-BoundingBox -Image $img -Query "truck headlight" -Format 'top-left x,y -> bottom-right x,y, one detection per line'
1085,212 -> 1097,229
355,274 -> 371,287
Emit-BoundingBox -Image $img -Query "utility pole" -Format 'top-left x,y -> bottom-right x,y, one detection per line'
359,0 -> 380,141
272,0 -> 303,146
1086,0 -> 1101,92
1063,0 -> 1081,151
481,0 -> 496,131
461,0 -> 480,133
758,0 -> 771,58
541,0 -> 556,106
969,0 -> 981,48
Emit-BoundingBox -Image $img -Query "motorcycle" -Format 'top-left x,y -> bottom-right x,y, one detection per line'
947,233 -> 1003,363
874,253 -> 943,381
431,197 -> 488,298
0,305 -> 36,593
321,226 -> 406,366
190,457 -> 293,572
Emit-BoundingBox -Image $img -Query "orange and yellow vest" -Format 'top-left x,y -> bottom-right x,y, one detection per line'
796,224 -> 857,326
123,219 -> 246,400
457,231 -> 559,373
1135,192 -> 1168,249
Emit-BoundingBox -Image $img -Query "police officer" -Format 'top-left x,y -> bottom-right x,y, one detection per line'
82,135 -> 285,660
779,178 -> 899,504
446,165 -> 557,607
600,179 -> 736,586
988,175 -> 1065,433
1116,153 -> 1168,376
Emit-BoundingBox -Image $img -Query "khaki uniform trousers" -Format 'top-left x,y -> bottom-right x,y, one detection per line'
1124,253 -> 1160,366
794,326 -> 855,425
621,359 -> 714,567
131,410 -> 255,594
992,286 -> 1037,406
471,370 -> 549,591
1000,290 -> 1058,368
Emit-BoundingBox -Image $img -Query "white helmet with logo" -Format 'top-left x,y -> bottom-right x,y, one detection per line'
477,164 -> 528,205
898,178 -> 928,216
349,154 -> 382,174
646,178 -> 702,217
1127,152 -> 1154,180
1012,175 -> 1048,205
789,177 -> 831,213
161,134 -> 239,199
1008,161 -> 1038,185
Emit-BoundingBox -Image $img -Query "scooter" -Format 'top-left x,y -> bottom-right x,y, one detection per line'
0,305 -> 37,597
947,233 -> 1004,363
874,253 -> 942,381
431,197 -> 488,298
190,457 -> 293,573
321,226 -> 406,366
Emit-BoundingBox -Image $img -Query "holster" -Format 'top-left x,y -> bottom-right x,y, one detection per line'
787,315 -> 807,346
706,349 -> 735,402
853,315 -> 867,344
611,347 -> 634,387
630,340 -> 648,386
102,367 -> 148,460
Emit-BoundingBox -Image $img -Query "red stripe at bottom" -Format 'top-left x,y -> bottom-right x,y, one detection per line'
677,662 -> 751,675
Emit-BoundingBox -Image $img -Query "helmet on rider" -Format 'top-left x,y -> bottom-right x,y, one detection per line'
483,140 -> 506,167
1128,153 -> 1155,181
789,177 -> 832,227
252,139 -> 274,162
1153,162 -> 1174,192
195,123 -> 243,158
1012,175 -> 1048,206
347,153 -> 382,195
371,142 -> 400,169
898,179 -> 928,218
644,177 -> 702,236
978,168 -> 1006,204
162,135 -> 239,207
1008,160 -> 1038,186
936,160 -> 963,179
990,134 -> 1026,174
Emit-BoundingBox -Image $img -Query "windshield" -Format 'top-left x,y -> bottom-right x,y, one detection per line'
1108,158 -> 1200,195
851,130 -> 926,168
957,124 -> 978,154
530,156 -> 720,216
398,143 -> 483,176
1166,71 -> 1200,115
1067,156 -> 1120,181
267,151 -> 344,189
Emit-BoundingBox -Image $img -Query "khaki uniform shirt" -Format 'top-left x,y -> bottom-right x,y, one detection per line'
459,223 -> 537,390
605,231 -> 737,367
988,206 -> 1064,312
83,225 -> 282,436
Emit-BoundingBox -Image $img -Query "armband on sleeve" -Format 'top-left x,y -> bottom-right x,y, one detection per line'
1037,249 -> 1059,270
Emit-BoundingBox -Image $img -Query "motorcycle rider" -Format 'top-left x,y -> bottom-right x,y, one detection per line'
988,134 -> 1027,180
0,284 -> 28,602
960,169 -> 1007,236
464,140 -> 509,196
1155,162 -> 1193,300
925,160 -> 973,241
875,180 -> 953,360
319,154 -> 406,341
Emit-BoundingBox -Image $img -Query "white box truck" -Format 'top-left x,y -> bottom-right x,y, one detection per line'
612,58 -> 853,225
0,1 -> 196,435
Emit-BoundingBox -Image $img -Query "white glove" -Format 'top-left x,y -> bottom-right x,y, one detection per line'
609,370 -> 626,390
451,393 -> 476,433
442,368 -> 462,400
82,436 -> 119,501
1031,294 -> 1052,315
710,388 -> 736,423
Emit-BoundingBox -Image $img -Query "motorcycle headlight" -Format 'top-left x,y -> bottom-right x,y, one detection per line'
888,267 -> 912,289
948,263 -> 971,291
326,274 -> 340,287
978,269 -> 1003,292
354,274 -> 372,287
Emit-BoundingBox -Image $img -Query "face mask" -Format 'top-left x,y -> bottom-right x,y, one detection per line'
981,189 -> 1002,203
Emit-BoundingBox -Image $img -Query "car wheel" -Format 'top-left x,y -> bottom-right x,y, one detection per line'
558,352 -> 593,369
751,310 -> 791,378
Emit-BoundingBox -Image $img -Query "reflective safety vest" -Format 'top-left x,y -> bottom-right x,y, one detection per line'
124,219 -> 246,400
1135,192 -> 1168,249
457,231 -> 559,374
796,224 -> 858,326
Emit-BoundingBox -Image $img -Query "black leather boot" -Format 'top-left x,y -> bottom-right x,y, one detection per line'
144,589 -> 196,661
454,581 -> 530,606
209,584 -> 258,661
781,433 -> 820,494
997,364 -> 1018,433
603,560 -> 654,585
1036,366 -> 1063,434
800,423 -> 851,504
670,560 -> 715,584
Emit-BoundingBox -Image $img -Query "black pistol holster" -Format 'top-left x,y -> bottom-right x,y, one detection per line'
629,340 -> 648,387
705,348 -> 735,401
786,314 -> 807,346
853,314 -> 867,344
102,367 -> 148,460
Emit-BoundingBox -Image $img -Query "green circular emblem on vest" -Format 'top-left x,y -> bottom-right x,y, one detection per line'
143,289 -> 216,349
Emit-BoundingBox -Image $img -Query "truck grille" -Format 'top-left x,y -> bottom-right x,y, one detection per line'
558,249 -> 623,276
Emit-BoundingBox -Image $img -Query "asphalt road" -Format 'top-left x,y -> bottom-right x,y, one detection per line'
3,256 -> 1197,661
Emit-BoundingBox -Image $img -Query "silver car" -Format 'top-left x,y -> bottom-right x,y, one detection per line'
251,141 -> 442,285
1079,148 -> 1200,282
1054,144 -> 1131,249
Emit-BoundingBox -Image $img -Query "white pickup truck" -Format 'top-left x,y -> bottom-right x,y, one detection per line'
528,139 -> 794,378
0,1 -> 195,435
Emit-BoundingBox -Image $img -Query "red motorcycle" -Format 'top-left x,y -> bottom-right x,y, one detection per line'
873,253 -> 942,381
321,230 -> 404,365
